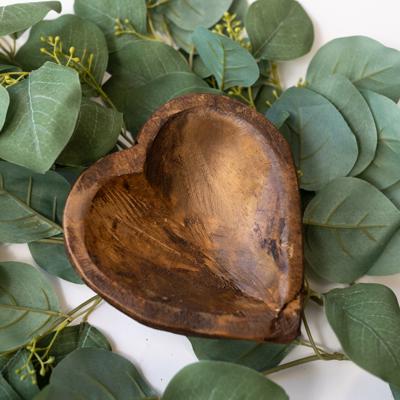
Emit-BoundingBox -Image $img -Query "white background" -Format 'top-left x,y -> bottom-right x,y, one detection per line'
1,0 -> 400,399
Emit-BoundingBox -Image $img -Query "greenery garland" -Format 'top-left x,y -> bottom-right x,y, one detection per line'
0,0 -> 400,398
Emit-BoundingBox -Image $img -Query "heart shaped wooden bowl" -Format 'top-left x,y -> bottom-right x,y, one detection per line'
64,93 -> 303,343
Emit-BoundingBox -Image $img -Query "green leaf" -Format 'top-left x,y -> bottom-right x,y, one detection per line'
74,0 -> 147,51
55,167 -> 85,185
108,39 -> 189,88
229,0 -> 249,21
189,337 -> 293,371
0,161 -> 70,243
192,27 -> 259,90
325,283 -> 400,386
367,228 -> 400,276
38,323 -> 111,365
384,181 -> 400,210
193,56 -> 211,78
266,87 -> 358,191
164,0 -> 233,31
105,71 -> 218,134
168,20 -> 195,54
245,0 -> 313,60
0,62 -> 81,173
306,36 -> 400,102
0,2 -> 61,37
16,15 -> 108,88
0,85 -> 9,131
0,64 -> 21,73
1,350 -> 39,400
0,375 -> 21,400
0,262 -> 60,352
37,348 -> 156,399
359,90 -> 400,190
57,98 -> 123,167
304,177 -> 400,283
391,385 -> 400,399
163,361 -> 288,400
308,74 -> 377,176
29,241 -> 82,284
33,387 -> 49,400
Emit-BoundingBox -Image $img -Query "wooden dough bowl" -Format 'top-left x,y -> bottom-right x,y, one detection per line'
64,94 -> 303,343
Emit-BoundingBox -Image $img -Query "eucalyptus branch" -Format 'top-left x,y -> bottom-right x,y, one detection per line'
13,294 -> 102,382
0,71 -> 30,87
39,36 -> 116,110
115,18 -> 160,42
39,35 -> 135,146
227,86 -> 256,108
213,12 -> 250,50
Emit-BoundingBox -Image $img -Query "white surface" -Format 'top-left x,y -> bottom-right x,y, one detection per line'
1,0 -> 400,399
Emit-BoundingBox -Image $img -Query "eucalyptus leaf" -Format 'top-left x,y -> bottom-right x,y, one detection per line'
0,62 -> 81,174
33,387 -> 49,400
245,0 -> 313,60
38,348 -> 156,399
192,27 -> 259,90
308,74 -> 377,176
57,98 -> 123,167
189,337 -> 293,371
1,350 -> 39,400
193,56 -> 211,78
0,84 -> 10,132
16,15 -> 108,88
367,228 -> 400,276
0,161 -> 69,243
105,71 -> 218,134
0,375 -> 21,400
0,64 -> 20,73
266,87 -> 358,190
108,39 -> 189,88
325,284 -> 400,386
384,181 -> 400,210
37,323 -> 111,366
0,161 -> 69,224
55,167 -> 85,185
163,361 -> 288,400
306,36 -> 400,101
74,0 -> 147,51
164,0 -> 233,31
359,90 -> 400,190
304,177 -> 400,283
391,385 -> 400,399
29,241 -> 82,284
0,262 -> 60,352
0,1 -> 61,37
167,19 -> 196,54
229,0 -> 249,21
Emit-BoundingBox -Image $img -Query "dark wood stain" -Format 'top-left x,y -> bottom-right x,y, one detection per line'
63,94 -> 304,342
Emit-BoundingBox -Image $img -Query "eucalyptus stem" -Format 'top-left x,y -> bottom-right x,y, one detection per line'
268,62 -> 282,92
301,311 -> 324,359
36,237 -> 64,245
264,352 -> 348,375
147,0 -> 170,8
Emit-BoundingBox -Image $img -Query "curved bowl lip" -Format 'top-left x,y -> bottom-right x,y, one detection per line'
63,93 -> 303,343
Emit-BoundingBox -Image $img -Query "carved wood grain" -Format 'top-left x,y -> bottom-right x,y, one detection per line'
63,93 -> 304,342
